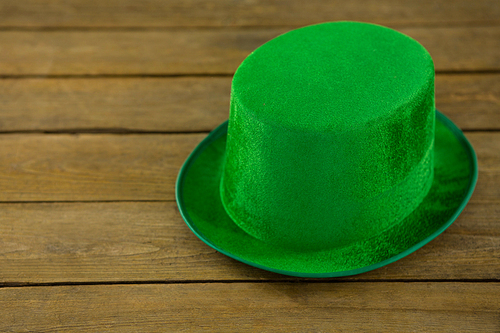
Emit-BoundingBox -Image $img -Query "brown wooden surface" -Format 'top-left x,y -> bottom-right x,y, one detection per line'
0,283 -> 499,332
0,0 -> 499,27
0,26 -> 499,75
0,1 -> 499,332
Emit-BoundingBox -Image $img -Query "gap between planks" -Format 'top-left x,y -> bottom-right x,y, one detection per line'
2,279 -> 500,289
0,70 -> 499,79
0,129 -> 494,136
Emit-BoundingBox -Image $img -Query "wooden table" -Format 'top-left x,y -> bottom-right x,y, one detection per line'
0,1 -> 499,331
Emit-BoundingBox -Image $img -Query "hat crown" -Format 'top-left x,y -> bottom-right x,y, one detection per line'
220,22 -> 435,250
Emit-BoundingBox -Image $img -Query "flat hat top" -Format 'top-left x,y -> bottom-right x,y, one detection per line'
232,21 -> 434,131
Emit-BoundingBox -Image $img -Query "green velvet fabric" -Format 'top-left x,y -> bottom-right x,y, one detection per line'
221,22 -> 435,250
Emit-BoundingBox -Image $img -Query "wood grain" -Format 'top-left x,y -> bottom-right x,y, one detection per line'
0,132 -> 495,202
0,1 -> 497,332
0,133 -> 202,201
436,74 -> 500,130
0,199 -> 498,284
0,26 -> 499,75
0,74 -> 498,132
0,283 -> 498,332
0,0 -> 499,28
0,77 -> 231,133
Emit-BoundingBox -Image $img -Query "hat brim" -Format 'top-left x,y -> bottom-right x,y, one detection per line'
176,110 -> 477,278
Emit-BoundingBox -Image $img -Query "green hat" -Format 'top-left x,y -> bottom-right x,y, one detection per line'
176,21 -> 477,277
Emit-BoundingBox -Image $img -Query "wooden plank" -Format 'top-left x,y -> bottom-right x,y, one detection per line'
0,74 -> 498,132
0,27 -> 498,75
0,77 -> 231,133
0,132 -> 496,202
0,283 -> 498,332
0,199 -> 498,283
0,133 -> 202,201
437,74 -> 500,130
0,0 -> 498,28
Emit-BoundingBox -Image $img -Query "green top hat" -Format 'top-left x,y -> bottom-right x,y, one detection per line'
176,21 -> 477,277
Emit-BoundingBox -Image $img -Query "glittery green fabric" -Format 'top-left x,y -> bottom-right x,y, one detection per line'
221,22 -> 435,250
176,22 -> 477,277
